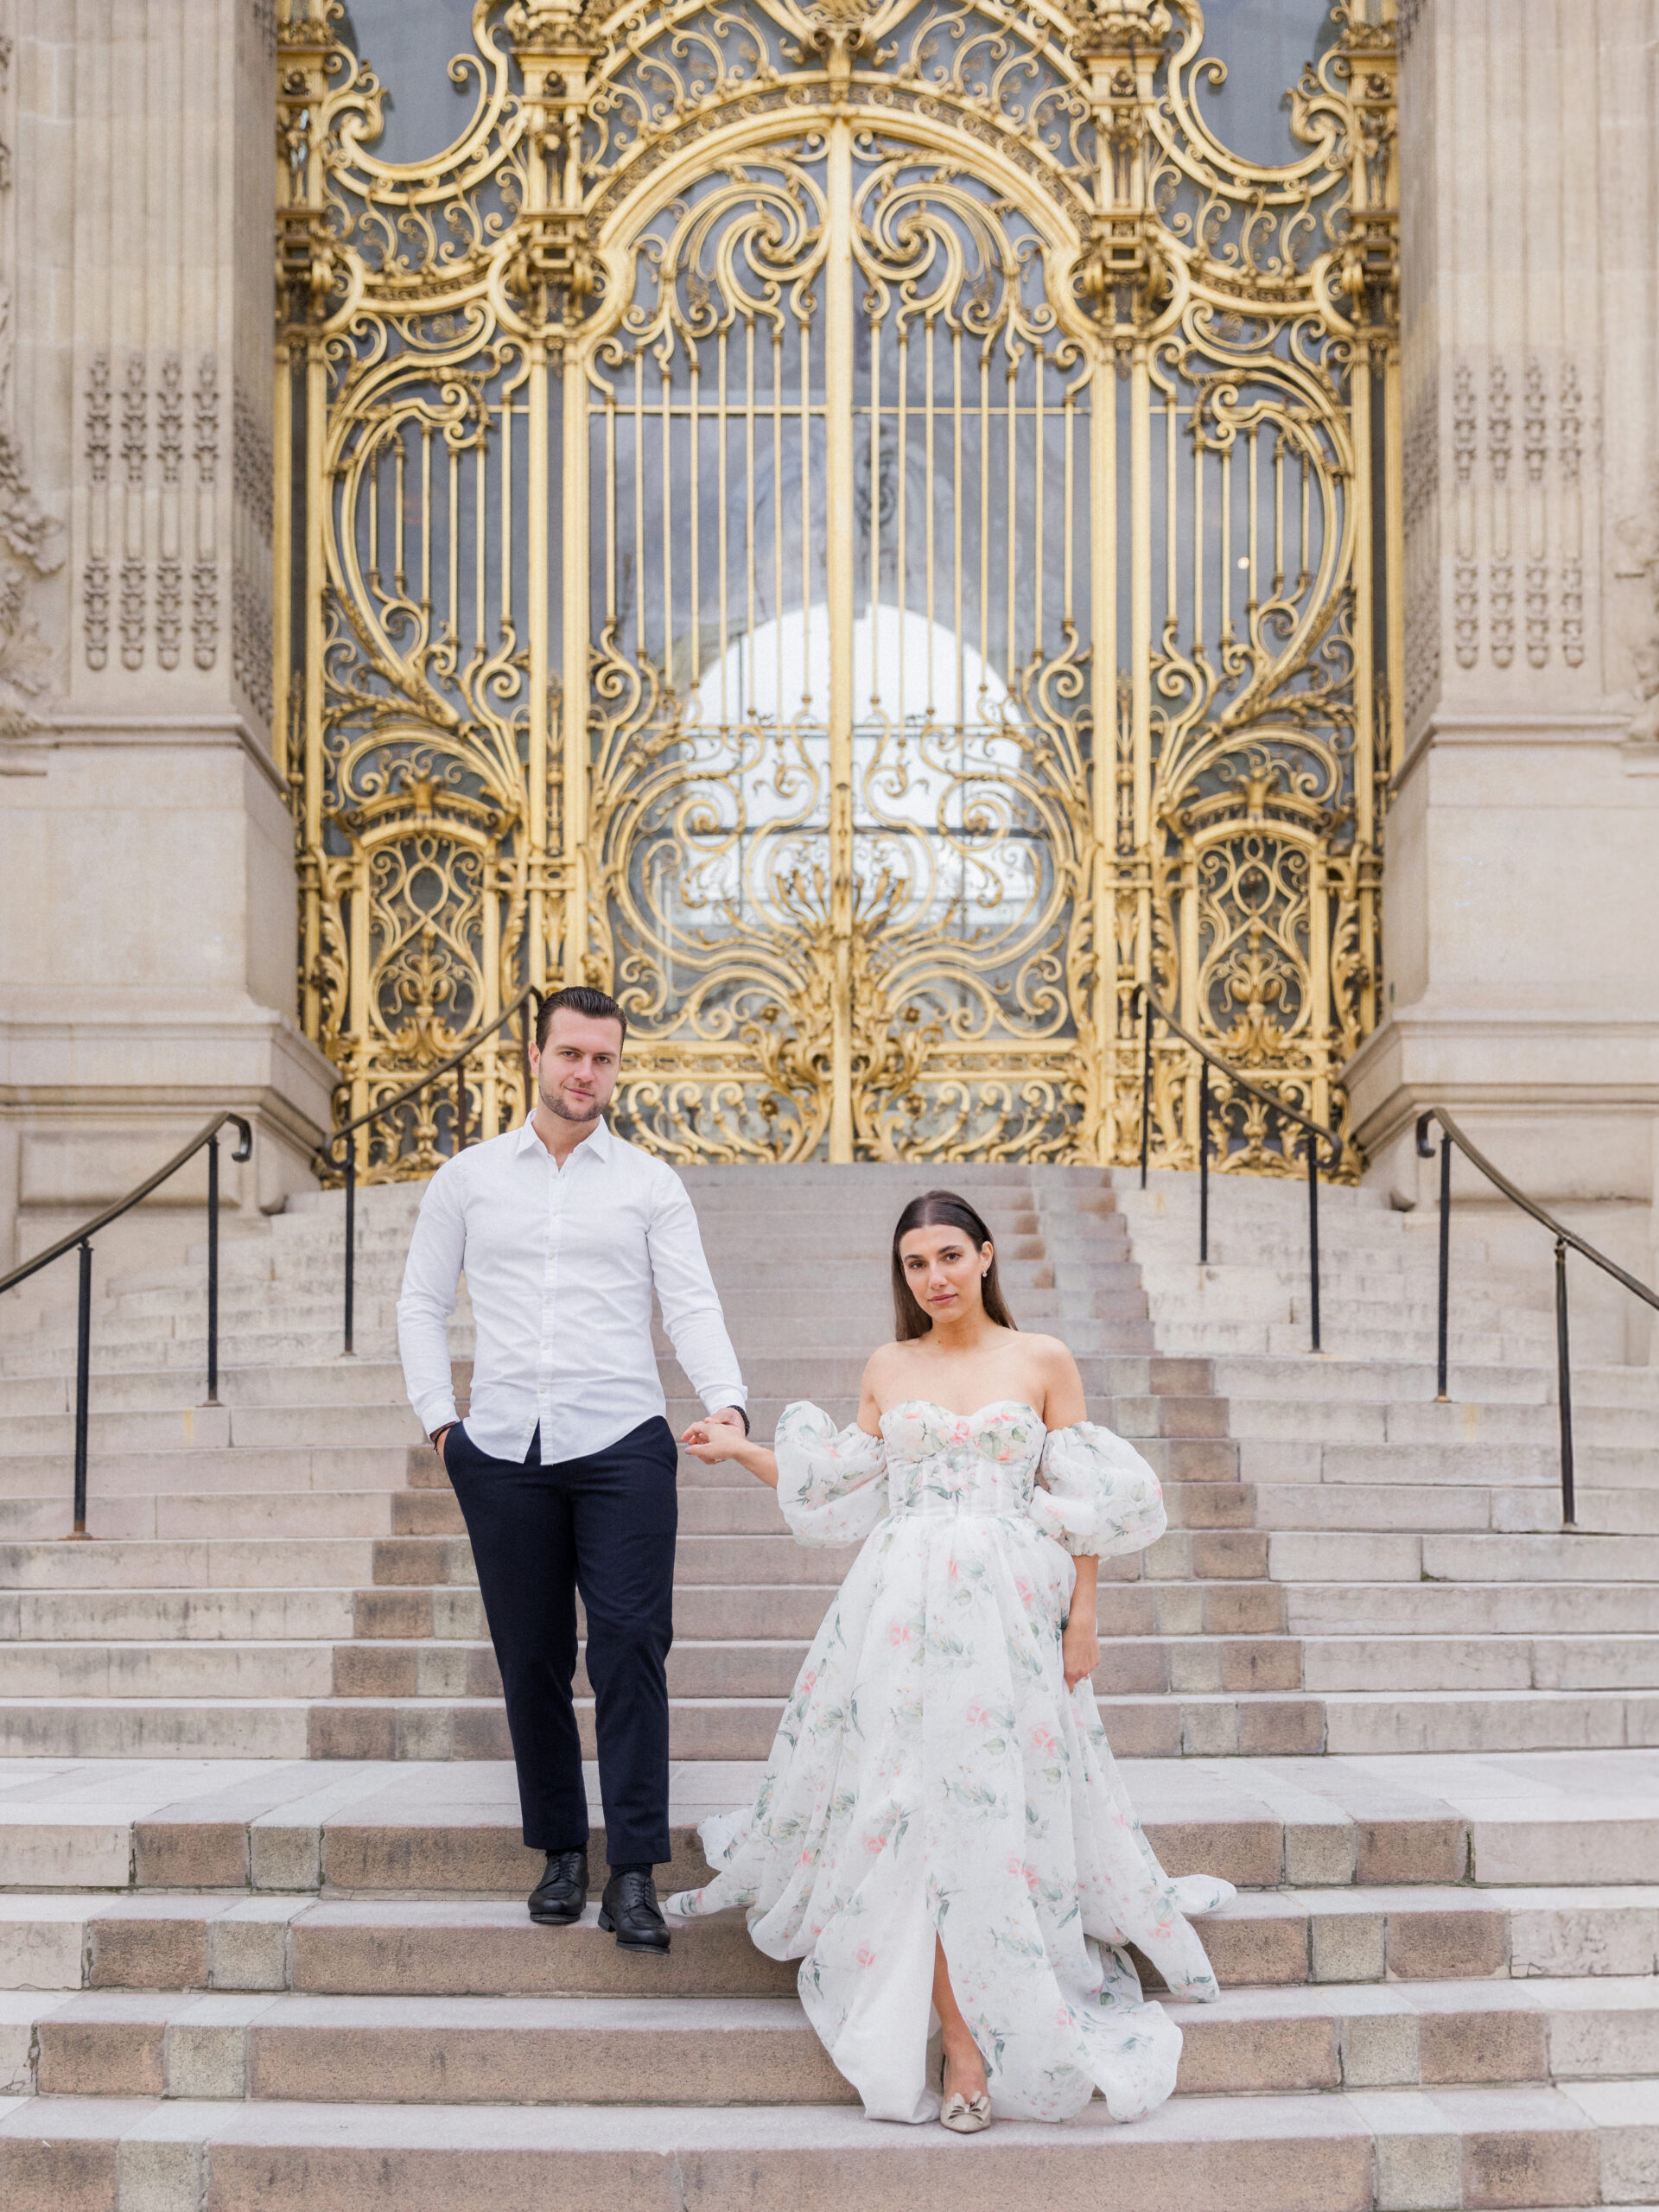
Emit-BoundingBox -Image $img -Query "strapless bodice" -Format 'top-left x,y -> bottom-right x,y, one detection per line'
878,1398 -> 1045,1519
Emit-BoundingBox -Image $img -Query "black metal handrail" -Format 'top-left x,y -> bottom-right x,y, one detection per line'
0,1111 -> 253,1537
1133,982 -> 1344,1353
1415,1106 -> 1659,1530
316,986 -> 544,1356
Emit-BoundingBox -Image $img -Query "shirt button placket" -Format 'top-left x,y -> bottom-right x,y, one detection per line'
539,1150 -> 561,1454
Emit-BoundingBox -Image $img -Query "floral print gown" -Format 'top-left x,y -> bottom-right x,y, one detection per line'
667,1399 -> 1236,2126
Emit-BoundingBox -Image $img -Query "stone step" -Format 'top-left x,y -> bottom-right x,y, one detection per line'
13,1749 -> 1657,1896
0,1587 -> 360,1642
1282,1584 -> 1659,1637
10,1680 -> 1654,1763
1243,1442 -> 1659,1488
1153,1322 -> 1560,1363
1247,1484 -> 1659,1539
1104,1634 -> 1659,1696
1,2080 -> 1653,2210
1230,1398 -> 1659,1447
1268,1532 -> 1659,1584
0,1491 -> 408,1544
10,1973 -> 1659,2108
10,1630 -> 1659,1713
0,1536 -> 381,1590
10,1880 -> 1659,2002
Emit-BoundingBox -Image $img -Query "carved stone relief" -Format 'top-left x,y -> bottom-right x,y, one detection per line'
119,353 -> 147,670
1444,351 -> 1589,677
194,354 -> 219,671
82,353 -> 111,671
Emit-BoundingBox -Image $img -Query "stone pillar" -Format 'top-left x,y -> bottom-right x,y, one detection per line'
0,0 -> 332,1294
1347,0 -> 1659,1360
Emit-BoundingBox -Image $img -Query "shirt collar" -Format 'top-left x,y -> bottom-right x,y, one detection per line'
515,1111 -> 613,1166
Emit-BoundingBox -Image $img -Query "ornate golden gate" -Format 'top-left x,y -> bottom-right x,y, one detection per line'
275,0 -> 1399,1169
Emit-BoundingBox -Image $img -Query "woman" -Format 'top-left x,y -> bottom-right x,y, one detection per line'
672,1189 -> 1234,2133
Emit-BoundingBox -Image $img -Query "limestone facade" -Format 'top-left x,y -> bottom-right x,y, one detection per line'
0,0 -> 332,1302
1349,0 -> 1659,1361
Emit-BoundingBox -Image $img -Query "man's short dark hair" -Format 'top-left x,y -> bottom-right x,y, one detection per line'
537,984 -> 628,1052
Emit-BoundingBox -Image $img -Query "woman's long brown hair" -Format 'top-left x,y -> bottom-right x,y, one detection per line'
890,1190 -> 1019,1342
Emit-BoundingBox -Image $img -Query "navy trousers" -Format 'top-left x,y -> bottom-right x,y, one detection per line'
443,1415 -> 678,1866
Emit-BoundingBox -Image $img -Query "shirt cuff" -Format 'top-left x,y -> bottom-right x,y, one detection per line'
700,1387 -> 747,1416
413,1390 -> 460,1437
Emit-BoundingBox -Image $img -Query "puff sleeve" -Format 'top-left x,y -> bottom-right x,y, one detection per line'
773,1400 -> 889,1548
1027,1421 -> 1166,1559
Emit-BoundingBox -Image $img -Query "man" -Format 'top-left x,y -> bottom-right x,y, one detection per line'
397,984 -> 747,1950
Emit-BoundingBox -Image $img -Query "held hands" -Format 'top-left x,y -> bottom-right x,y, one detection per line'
680,1410 -> 779,1490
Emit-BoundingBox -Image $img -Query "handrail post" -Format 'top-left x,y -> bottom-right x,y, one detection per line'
1435,1130 -> 1452,1401
71,1237 -> 92,1539
342,1133 -> 356,1360
205,1132 -> 221,1406
455,1054 -> 467,1151
1307,1136 -> 1322,1353
1198,1054 -> 1210,1265
1554,1236 -> 1578,1530
1138,988 -> 1152,1189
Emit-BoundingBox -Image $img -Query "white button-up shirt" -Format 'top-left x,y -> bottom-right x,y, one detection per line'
397,1114 -> 746,1464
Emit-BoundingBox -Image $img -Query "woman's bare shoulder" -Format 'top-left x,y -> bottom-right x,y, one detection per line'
1020,1330 -> 1078,1369
861,1340 -> 914,1389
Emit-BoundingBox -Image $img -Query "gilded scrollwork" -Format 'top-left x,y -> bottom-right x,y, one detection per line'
280,0 -> 1396,1175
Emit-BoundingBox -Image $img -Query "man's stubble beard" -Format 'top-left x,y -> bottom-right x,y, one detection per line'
541,1085 -> 606,1125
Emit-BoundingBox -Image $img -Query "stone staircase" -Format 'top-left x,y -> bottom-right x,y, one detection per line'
2,1158 -> 1657,2202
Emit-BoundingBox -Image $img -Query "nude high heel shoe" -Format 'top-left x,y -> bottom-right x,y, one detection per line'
939,2054 -> 992,2133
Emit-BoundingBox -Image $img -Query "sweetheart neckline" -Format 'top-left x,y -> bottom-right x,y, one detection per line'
879,1396 -> 1045,1429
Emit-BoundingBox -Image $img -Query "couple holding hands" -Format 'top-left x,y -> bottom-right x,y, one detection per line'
397,985 -> 1231,2133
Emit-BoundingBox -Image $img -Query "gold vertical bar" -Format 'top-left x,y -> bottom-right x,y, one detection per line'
690,353 -> 701,688
271,345 -> 292,769
303,335 -> 327,1045
1192,419 -> 1203,663
661,355 -> 672,696
745,321 -> 756,708
826,116 -> 855,1161
474,408 -> 486,645
421,423 -> 432,619
1062,378 -> 1073,632
868,308 -> 880,700
952,327 -> 963,728
529,330 -> 553,991
499,382 -> 513,653
925,318 -> 935,715
1163,385 -> 1177,629
717,330 -> 728,722
1033,344 -> 1044,660
1129,338 -> 1152,1007
896,328 -> 907,713
394,434 -> 407,598
1005,353 -> 1016,688
559,334 -> 587,989
448,444 -> 459,643
979,344 -> 989,687
772,327 -> 784,728
1090,352 -> 1117,1160
800,302 -> 811,687
1219,432 -> 1230,643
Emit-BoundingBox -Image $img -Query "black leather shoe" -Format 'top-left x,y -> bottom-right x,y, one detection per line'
598,1868 -> 671,1951
528,1849 -> 588,1925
